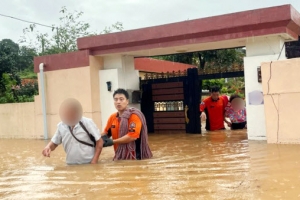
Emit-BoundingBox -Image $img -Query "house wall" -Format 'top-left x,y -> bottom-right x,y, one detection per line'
244,36 -> 286,140
0,56 -> 103,139
261,58 -> 300,143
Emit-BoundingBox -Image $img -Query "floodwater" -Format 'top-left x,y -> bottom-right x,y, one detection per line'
1,130 -> 300,200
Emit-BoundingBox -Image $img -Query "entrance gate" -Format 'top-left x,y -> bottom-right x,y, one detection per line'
140,66 -> 244,134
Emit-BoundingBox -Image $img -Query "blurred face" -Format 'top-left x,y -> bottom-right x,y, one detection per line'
59,104 -> 82,126
114,93 -> 129,112
230,98 -> 245,111
211,92 -> 220,101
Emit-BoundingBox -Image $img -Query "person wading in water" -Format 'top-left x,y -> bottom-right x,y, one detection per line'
200,86 -> 229,131
101,88 -> 153,160
42,98 -> 103,164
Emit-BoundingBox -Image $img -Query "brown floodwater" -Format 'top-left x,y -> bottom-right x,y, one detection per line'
1,130 -> 300,200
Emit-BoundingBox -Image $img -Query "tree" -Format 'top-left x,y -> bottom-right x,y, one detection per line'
154,48 -> 245,71
225,77 -> 245,97
0,39 -> 19,75
18,46 -> 37,72
154,52 -> 196,65
153,48 -> 245,97
202,79 -> 225,91
0,73 -> 37,103
0,39 -> 20,94
0,73 -> 17,103
0,39 -> 38,103
21,6 -> 124,55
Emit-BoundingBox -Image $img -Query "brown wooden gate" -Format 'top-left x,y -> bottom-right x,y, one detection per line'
141,68 -> 201,133
152,82 -> 186,131
140,66 -> 245,134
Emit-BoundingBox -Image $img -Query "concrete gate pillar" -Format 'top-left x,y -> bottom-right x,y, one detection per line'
99,55 -> 140,129
244,36 -> 286,140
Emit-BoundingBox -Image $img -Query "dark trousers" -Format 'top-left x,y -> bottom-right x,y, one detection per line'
231,121 -> 246,130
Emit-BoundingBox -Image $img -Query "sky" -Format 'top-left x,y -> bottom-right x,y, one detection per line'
1,0 -> 300,44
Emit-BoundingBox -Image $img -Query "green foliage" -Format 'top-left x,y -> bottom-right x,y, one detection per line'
0,39 -> 19,93
224,77 -> 245,97
19,69 -> 37,79
0,39 -> 38,75
0,73 -> 38,104
154,48 -> 246,98
0,39 -> 19,73
102,21 -> 123,34
0,39 -> 38,103
1,7 -> 124,104
202,79 -> 225,90
154,52 -> 196,65
22,6 -> 124,55
16,82 -> 39,98
154,48 -> 245,70
0,73 -> 17,103
198,49 -> 245,69
201,77 -> 245,97
18,46 -> 37,71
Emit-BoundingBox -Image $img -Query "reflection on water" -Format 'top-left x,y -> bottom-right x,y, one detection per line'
1,130 -> 300,199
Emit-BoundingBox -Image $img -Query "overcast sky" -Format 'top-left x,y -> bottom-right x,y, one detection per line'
1,0 -> 300,44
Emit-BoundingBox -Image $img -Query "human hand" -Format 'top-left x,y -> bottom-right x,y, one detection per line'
200,112 -> 206,121
226,121 -> 232,127
91,159 -> 98,164
42,147 -> 51,157
102,135 -> 114,147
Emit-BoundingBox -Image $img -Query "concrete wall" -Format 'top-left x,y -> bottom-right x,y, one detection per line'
99,69 -> 119,130
262,58 -> 300,143
0,103 -> 37,138
39,66 -> 92,138
0,54 -> 142,139
244,36 -> 286,140
89,56 -> 103,130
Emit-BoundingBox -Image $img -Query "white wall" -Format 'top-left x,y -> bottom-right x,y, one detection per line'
122,56 -> 140,90
120,56 -> 140,109
99,55 -> 141,129
103,55 -> 122,69
244,36 -> 286,140
99,69 -> 118,130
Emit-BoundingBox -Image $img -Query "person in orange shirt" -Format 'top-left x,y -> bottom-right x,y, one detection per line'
200,86 -> 230,131
101,88 -> 152,160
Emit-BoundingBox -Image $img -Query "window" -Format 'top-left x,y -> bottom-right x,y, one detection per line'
154,101 -> 184,111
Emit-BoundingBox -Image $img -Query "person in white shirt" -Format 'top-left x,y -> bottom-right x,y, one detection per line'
42,98 -> 103,164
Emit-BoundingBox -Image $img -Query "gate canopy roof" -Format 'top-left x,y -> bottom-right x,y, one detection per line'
77,4 -> 300,57
34,4 -> 300,73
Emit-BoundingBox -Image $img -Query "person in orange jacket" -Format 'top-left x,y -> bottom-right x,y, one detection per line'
200,86 -> 229,131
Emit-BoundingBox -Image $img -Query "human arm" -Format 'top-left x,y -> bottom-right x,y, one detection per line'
200,101 -> 207,120
224,108 -> 232,127
113,135 -> 137,144
224,116 -> 232,127
86,119 -> 104,164
101,114 -> 114,136
113,114 -> 142,144
42,141 -> 58,157
91,138 -> 104,164
42,127 -> 61,157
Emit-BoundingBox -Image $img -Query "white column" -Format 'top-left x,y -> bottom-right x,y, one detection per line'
99,55 -> 140,127
244,36 -> 286,140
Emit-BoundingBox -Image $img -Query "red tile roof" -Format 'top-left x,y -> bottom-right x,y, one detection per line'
134,58 -> 196,73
